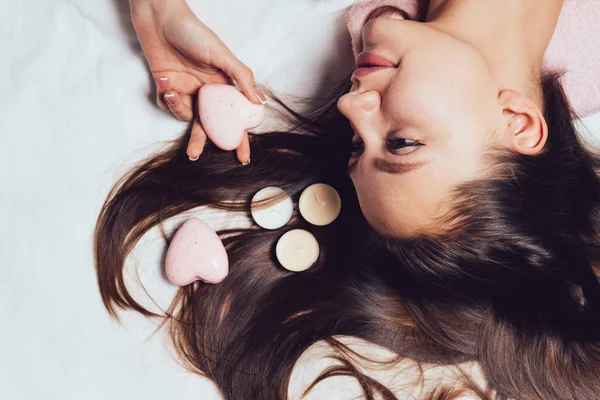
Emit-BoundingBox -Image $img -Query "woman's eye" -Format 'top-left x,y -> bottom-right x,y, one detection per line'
387,138 -> 422,155
351,139 -> 364,155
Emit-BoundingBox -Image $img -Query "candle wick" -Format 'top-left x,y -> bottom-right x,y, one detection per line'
314,193 -> 323,204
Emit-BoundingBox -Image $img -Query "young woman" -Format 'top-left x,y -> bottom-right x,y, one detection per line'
96,0 -> 600,398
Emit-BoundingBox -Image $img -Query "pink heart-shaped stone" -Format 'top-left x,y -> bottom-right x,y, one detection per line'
165,217 -> 229,286
198,84 -> 265,151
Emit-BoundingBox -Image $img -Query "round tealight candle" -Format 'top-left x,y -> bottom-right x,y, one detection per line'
276,229 -> 320,272
298,183 -> 341,226
251,187 -> 293,230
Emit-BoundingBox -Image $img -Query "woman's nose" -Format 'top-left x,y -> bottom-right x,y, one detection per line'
337,89 -> 381,124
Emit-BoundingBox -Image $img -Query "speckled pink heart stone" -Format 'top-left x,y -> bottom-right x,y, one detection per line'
198,84 -> 265,151
165,217 -> 229,286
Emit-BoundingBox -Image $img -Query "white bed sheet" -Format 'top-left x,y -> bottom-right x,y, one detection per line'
1,0 -> 599,399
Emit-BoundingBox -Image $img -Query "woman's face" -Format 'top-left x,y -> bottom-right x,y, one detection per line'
337,17 -> 509,237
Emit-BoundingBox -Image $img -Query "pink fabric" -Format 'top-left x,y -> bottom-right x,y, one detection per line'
345,0 -> 600,118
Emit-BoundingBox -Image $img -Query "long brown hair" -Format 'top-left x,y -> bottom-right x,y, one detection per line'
94,73 -> 600,399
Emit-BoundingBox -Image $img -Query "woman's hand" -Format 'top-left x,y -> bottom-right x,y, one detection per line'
129,0 -> 265,163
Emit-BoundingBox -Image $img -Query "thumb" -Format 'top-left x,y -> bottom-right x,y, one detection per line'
167,15 -> 265,104
215,51 -> 265,105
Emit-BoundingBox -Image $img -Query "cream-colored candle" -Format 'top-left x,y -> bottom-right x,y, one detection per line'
299,183 -> 341,226
276,229 -> 319,272
251,187 -> 293,230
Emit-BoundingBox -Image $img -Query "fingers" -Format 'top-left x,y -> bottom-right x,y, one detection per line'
188,123 -> 251,164
164,91 -> 194,121
188,118 -> 207,161
235,133 -> 251,165
156,77 -> 169,111
155,76 -> 195,120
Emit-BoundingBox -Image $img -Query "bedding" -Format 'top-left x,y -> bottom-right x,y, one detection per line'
1,0 -> 599,399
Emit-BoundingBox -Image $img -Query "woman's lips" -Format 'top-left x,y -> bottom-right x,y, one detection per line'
365,6 -> 409,24
356,52 -> 396,68
352,67 -> 389,79
352,52 -> 396,79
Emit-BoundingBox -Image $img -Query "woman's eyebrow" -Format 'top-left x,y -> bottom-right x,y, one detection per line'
373,158 -> 425,174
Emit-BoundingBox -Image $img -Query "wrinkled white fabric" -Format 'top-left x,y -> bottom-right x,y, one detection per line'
1,0 -> 599,399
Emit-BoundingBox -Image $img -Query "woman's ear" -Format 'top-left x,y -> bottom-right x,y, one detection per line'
498,89 -> 548,155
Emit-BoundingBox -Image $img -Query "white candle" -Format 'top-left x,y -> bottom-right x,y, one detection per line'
251,187 -> 293,230
299,183 -> 341,226
276,229 -> 320,272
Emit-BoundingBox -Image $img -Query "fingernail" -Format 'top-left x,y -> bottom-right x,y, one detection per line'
164,93 -> 175,105
241,158 -> 251,166
158,77 -> 169,91
189,155 -> 199,161
253,88 -> 267,105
